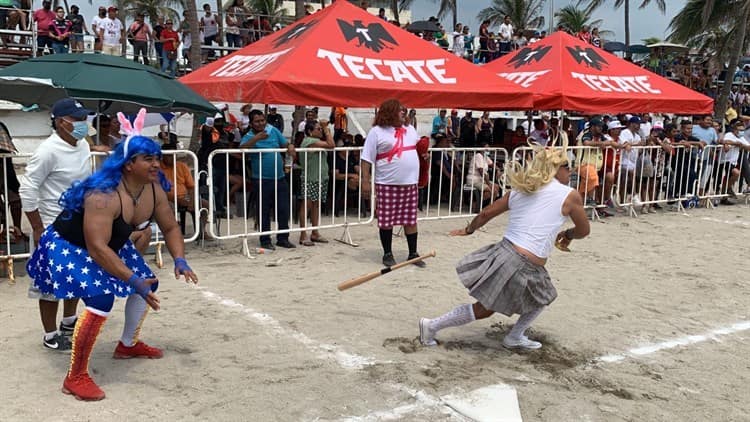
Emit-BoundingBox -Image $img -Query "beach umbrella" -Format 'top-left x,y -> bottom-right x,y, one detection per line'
407,20 -> 441,33
603,41 -> 626,52
627,44 -> 650,55
647,41 -> 688,52
0,53 -> 217,114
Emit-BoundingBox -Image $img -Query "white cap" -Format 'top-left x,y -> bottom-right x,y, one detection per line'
653,121 -> 664,130
607,121 -> 624,131
268,104 -> 278,109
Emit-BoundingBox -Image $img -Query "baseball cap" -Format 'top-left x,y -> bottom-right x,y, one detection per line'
51,98 -> 92,119
451,109 -> 458,114
653,121 -> 664,130
107,6 -> 117,12
269,105 -> 278,109
607,121 -> 623,131
589,118 -> 604,127
628,116 -> 642,124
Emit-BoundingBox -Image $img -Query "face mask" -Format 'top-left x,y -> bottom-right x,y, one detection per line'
67,120 -> 89,140
740,130 -> 745,138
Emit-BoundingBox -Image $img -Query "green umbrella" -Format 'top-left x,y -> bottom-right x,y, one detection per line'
0,53 -> 217,114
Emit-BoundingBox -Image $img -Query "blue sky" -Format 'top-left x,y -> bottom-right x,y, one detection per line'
405,0 -> 688,44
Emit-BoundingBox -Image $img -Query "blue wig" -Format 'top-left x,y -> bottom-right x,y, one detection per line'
59,136 -> 172,213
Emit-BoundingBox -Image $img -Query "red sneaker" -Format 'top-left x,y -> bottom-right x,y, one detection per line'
62,373 -> 106,401
113,341 -> 163,359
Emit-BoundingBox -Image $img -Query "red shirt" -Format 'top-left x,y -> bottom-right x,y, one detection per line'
161,28 -> 179,51
33,9 -> 56,36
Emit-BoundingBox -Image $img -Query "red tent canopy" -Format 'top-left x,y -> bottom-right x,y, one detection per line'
179,0 -> 532,109
483,31 -> 713,114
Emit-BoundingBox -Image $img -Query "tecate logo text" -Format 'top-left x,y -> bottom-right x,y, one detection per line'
317,48 -> 457,84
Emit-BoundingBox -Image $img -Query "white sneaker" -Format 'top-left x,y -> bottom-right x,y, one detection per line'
502,335 -> 542,350
419,318 -> 437,346
632,194 -> 643,208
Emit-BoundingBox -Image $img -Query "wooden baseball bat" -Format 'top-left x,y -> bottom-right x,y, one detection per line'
337,250 -> 437,291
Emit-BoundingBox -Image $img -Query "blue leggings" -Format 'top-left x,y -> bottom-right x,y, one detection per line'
81,282 -> 159,313
82,294 -> 115,313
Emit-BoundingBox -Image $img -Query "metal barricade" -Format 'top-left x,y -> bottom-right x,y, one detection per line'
0,152 -> 32,283
696,144 -> 740,207
419,147 -> 507,221
157,149 -> 201,266
512,144 -> 709,218
207,147 -> 374,257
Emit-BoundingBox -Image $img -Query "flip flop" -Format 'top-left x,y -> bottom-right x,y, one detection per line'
300,239 -> 315,246
310,237 -> 329,243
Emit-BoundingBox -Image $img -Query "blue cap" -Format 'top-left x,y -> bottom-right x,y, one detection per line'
628,116 -> 642,124
51,98 -> 92,119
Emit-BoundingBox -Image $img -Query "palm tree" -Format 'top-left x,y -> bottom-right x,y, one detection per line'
248,0 -> 290,24
477,0 -> 545,31
668,0 -> 750,120
121,0 -> 181,24
580,0 -> 666,58
554,4 -> 612,36
399,0 -> 457,27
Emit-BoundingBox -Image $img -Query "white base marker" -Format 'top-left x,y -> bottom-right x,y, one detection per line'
338,384 -> 521,422
597,320 -> 750,363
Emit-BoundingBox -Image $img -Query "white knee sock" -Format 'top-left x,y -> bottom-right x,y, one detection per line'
429,303 -> 476,334
121,294 -> 148,347
507,307 -> 544,340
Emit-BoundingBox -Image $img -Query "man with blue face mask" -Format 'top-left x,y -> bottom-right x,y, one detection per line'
19,98 -> 93,352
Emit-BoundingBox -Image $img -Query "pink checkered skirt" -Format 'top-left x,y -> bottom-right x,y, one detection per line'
375,184 -> 418,229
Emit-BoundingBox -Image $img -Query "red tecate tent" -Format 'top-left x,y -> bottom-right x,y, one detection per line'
179,0 -> 532,109
482,31 -> 714,114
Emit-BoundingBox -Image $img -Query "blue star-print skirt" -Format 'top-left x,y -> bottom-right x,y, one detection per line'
27,226 -> 156,299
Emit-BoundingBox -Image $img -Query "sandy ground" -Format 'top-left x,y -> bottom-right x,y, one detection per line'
1,204 -> 749,422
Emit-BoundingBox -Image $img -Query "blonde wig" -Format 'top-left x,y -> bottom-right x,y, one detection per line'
506,138 -> 569,194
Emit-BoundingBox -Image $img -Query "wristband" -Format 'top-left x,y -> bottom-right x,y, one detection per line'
564,228 -> 574,241
128,273 -> 152,300
174,257 -> 192,274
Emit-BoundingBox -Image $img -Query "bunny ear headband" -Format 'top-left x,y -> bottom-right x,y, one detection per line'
116,108 -> 147,158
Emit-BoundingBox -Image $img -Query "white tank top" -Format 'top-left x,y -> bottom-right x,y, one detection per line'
504,179 -> 573,258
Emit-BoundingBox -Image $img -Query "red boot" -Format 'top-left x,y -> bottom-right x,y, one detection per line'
61,310 -> 107,401
113,341 -> 163,359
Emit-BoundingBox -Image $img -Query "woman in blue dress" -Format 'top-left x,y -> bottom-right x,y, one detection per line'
27,114 -> 198,401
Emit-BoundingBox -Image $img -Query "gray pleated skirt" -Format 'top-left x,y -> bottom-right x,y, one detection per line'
456,238 -> 557,317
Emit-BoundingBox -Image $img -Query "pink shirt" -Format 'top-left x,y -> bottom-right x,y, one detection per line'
33,9 -> 56,36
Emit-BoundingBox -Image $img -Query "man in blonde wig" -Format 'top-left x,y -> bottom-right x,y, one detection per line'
419,140 -> 590,349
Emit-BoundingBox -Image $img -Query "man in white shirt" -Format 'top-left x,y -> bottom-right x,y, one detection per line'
20,98 -> 93,352
618,116 -> 643,205
716,120 -> 747,204
498,15 -> 513,56
98,6 -> 124,56
297,109 -> 317,133
90,6 -> 106,52
200,3 -> 219,60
